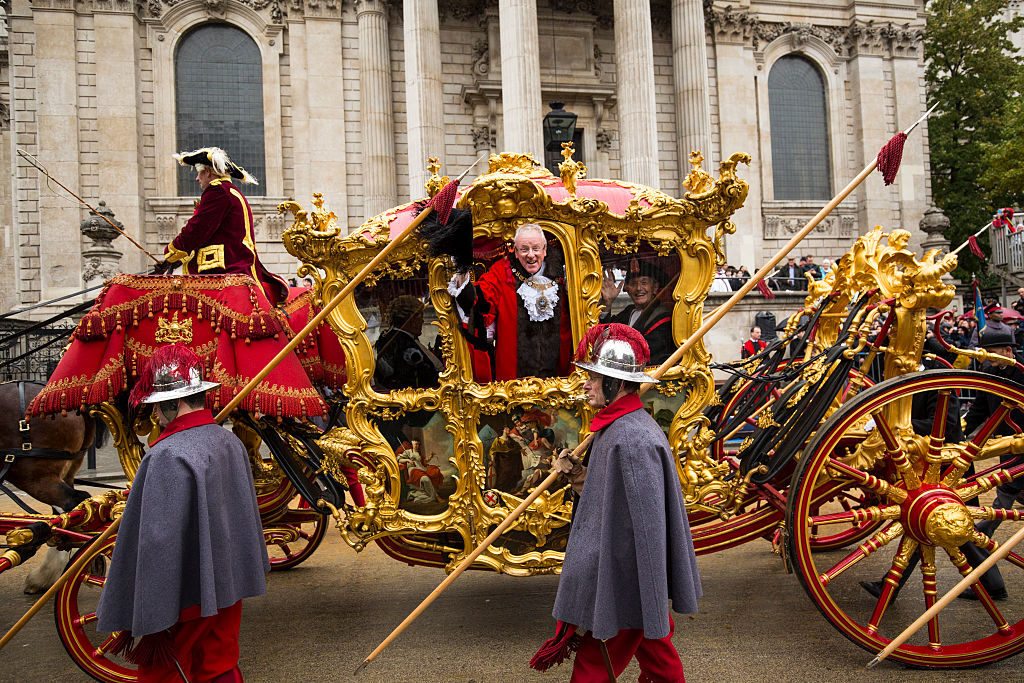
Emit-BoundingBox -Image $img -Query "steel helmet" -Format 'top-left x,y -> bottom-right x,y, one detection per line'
573,323 -> 658,384
128,344 -> 219,407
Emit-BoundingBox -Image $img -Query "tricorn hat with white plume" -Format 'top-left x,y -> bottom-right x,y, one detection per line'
173,146 -> 258,185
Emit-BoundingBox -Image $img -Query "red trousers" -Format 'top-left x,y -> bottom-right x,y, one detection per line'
138,601 -> 243,683
570,615 -> 685,683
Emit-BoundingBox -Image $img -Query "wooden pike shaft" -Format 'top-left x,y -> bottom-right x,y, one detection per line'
214,157 -> 483,424
357,155 -> 883,673
867,523 -> 1024,668
17,149 -> 162,264
0,515 -> 121,652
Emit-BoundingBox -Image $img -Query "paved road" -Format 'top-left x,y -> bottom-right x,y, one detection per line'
0,490 -> 1015,683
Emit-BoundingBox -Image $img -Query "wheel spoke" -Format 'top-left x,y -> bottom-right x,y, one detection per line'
919,546 -> 941,651
956,465 -> 1024,503
867,536 -> 918,634
945,547 -> 1012,635
943,404 -> 1011,485
819,523 -> 903,586
969,506 -> 1024,523
276,542 -> 294,559
94,634 -> 117,656
870,410 -> 921,490
825,458 -> 908,503
968,530 -> 1024,572
923,390 -> 952,484
73,611 -> 98,628
82,574 -> 105,588
807,504 -> 900,528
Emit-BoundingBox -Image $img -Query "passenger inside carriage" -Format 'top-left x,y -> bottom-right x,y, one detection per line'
448,223 -> 574,381
599,259 -> 674,364
373,294 -> 442,391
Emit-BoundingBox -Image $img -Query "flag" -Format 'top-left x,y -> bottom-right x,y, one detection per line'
993,208 -> 1016,233
755,278 -> 775,300
973,280 -> 986,334
967,235 -> 984,258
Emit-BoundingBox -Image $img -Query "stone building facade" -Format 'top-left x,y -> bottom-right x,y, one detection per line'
1,0 -> 932,323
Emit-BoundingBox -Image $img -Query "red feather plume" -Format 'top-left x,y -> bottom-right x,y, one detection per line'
128,344 -> 203,408
574,323 -> 651,366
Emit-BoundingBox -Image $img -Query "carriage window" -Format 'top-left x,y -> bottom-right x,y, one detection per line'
597,246 -> 679,366
356,272 -> 442,392
448,227 -> 574,382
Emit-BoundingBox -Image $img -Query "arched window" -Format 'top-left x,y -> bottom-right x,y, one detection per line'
768,55 -> 831,200
175,24 -> 266,196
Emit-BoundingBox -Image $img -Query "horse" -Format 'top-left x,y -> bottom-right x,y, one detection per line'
0,381 -> 102,593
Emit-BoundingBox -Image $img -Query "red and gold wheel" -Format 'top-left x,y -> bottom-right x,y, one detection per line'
54,534 -> 137,683
263,495 -> 328,570
787,370 -> 1024,667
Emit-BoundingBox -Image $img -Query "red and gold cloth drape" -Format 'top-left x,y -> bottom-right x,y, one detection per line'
29,274 -> 327,419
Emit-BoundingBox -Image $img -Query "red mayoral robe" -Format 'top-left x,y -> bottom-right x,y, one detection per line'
166,178 -> 288,305
475,259 -> 573,382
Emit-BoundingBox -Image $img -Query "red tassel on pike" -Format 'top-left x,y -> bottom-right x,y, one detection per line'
968,235 -> 985,258
876,132 -> 907,186
529,620 -> 581,672
756,278 -> 775,300
425,175 -> 463,226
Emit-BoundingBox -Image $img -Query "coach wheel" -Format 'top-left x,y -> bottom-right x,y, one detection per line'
788,370 -> 1024,667
54,534 -> 137,683
264,495 -> 328,570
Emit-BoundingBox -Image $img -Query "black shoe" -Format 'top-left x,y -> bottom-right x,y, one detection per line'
860,581 -> 884,599
957,586 -> 1009,601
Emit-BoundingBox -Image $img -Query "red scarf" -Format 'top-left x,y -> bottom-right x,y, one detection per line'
150,408 -> 216,446
588,392 -> 643,432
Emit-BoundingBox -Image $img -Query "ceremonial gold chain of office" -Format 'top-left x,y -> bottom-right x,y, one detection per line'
515,271 -> 557,314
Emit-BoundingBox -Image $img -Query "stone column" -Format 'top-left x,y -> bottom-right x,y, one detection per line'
614,0 -> 660,187
672,0 -> 713,183
357,0 -> 398,216
499,0 -> 544,161
404,0 -> 445,200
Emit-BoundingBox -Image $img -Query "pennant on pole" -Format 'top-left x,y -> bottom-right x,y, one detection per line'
994,207 -> 1017,233
973,280 -> 987,334
967,235 -> 984,258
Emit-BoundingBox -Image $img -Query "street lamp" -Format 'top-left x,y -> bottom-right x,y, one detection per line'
543,101 -> 578,150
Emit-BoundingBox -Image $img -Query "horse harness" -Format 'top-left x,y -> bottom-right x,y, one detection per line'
0,380 -> 81,513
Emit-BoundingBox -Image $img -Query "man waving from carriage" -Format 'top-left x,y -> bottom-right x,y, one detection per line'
158,147 -> 289,305
96,344 -> 270,682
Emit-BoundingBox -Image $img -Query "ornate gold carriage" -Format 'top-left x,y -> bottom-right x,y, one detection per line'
281,150 -> 750,575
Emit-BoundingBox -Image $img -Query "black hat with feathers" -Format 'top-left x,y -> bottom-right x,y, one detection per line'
415,204 -> 474,273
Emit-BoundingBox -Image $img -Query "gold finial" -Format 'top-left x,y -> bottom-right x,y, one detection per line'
425,157 -> 449,198
558,142 -> 588,197
683,150 -> 713,194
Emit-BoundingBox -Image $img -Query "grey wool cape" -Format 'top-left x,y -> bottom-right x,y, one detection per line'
97,411 -> 270,636
552,401 -> 701,640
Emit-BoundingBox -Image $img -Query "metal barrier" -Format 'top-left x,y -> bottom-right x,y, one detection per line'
0,319 -> 74,383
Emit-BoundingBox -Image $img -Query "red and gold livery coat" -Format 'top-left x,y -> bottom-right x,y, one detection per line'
165,178 -> 288,305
